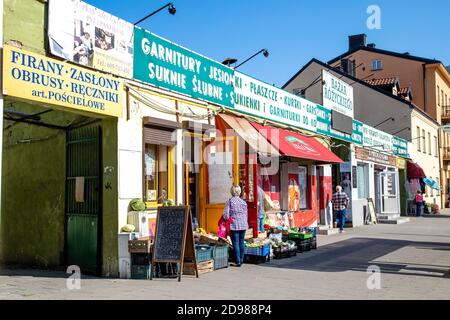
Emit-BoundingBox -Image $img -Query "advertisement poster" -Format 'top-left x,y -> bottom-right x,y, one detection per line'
288,174 -> 300,212
48,0 -> 134,78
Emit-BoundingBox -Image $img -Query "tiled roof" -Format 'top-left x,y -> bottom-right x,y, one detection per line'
364,77 -> 398,87
398,87 -> 412,100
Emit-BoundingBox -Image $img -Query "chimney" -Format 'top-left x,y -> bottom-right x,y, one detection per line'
348,34 -> 367,51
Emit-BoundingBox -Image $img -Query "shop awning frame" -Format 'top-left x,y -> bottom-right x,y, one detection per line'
217,113 -> 280,158
423,178 -> 440,191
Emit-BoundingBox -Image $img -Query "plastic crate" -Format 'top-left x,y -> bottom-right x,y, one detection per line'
244,254 -> 269,264
288,232 -> 313,240
195,245 -> 213,262
244,244 -> 271,257
310,237 -> 317,250
131,253 -> 152,265
131,265 -> 152,279
212,245 -> 229,270
297,239 -> 311,253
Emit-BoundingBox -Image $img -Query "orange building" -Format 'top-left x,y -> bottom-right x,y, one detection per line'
329,34 -> 450,209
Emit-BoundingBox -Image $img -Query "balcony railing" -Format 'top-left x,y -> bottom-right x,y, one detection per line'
442,106 -> 450,118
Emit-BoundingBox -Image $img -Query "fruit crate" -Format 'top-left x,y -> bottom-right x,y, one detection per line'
183,260 -> 214,275
195,245 -> 213,262
244,244 -> 271,257
212,245 -> 229,270
131,265 -> 152,279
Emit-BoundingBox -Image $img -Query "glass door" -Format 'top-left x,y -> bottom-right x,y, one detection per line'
380,171 -> 400,214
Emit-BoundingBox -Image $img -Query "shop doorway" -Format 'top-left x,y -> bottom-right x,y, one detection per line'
374,167 -> 383,213
65,125 -> 102,275
379,171 -> 399,214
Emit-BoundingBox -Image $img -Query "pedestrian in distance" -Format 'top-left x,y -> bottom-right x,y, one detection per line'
415,190 -> 424,217
223,184 -> 248,267
332,185 -> 349,233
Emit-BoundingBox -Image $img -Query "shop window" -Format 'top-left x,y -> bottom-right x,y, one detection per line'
288,165 -> 309,211
357,163 -> 369,199
144,144 -> 170,205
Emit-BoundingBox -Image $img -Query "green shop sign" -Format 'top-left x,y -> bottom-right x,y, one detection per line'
133,27 -> 234,108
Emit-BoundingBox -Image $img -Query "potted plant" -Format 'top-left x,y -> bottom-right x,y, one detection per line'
432,204 -> 440,214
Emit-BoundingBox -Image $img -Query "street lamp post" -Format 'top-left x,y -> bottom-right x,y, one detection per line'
222,49 -> 269,69
134,2 -> 176,25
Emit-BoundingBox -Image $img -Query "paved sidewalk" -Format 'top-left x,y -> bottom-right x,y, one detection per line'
1,216 -> 450,300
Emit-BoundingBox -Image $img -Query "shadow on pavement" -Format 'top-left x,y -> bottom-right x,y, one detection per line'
258,237 -> 450,279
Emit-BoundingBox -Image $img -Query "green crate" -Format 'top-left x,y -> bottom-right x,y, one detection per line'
131,265 -> 152,279
288,232 -> 313,240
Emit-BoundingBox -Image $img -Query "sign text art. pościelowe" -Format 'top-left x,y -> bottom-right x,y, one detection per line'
2,45 -> 122,117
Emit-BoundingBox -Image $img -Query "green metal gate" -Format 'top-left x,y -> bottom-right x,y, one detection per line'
65,126 -> 102,275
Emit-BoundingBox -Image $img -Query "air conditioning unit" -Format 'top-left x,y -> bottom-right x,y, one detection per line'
127,211 -> 150,238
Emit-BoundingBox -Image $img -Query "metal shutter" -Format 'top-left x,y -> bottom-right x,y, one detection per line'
143,126 -> 177,146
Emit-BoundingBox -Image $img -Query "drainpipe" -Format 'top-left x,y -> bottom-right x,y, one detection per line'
422,63 -> 427,113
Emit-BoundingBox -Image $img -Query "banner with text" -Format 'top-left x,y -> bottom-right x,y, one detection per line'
133,27 -> 234,108
48,0 -> 134,78
2,45 -> 123,117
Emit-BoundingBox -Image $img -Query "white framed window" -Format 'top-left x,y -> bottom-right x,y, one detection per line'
357,163 -> 369,199
372,60 -> 383,70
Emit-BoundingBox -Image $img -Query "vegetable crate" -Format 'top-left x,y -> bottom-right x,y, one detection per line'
183,260 -> 214,275
273,247 -> 290,259
195,245 -> 213,262
296,239 -> 312,253
131,265 -> 152,280
212,245 -> 229,270
244,244 -> 271,257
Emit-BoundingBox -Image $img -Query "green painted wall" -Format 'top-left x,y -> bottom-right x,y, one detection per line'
1,0 -> 120,276
1,102 -> 77,267
3,0 -> 46,54
399,169 -> 407,216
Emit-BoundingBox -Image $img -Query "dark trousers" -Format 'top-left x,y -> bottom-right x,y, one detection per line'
335,209 -> 347,231
416,203 -> 423,216
231,230 -> 246,265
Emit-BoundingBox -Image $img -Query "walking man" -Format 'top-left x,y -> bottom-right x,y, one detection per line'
332,185 -> 349,233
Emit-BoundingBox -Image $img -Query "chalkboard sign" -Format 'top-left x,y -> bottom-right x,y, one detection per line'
151,206 -> 197,281
366,198 -> 378,225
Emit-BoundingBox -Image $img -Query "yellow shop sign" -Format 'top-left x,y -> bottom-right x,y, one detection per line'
2,45 -> 123,117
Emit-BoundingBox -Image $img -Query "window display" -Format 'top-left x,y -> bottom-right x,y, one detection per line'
144,144 -> 169,203
298,166 -> 308,210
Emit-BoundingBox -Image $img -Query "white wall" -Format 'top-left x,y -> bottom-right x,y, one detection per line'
410,110 -> 441,205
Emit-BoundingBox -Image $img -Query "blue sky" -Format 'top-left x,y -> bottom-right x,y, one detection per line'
85,0 -> 450,87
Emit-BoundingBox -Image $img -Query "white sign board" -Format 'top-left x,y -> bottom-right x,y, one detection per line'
362,124 -> 394,153
322,70 -> 354,118
207,152 -> 233,204
48,0 -> 134,78
233,72 -> 318,133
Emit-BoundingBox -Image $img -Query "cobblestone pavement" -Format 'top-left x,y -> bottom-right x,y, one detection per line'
1,215 -> 450,300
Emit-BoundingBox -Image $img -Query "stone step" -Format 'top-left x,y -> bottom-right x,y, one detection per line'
376,214 -> 401,220
377,217 -> 410,225
317,227 -> 340,235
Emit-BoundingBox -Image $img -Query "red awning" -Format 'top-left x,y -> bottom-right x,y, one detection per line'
251,123 -> 343,163
407,161 -> 426,179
